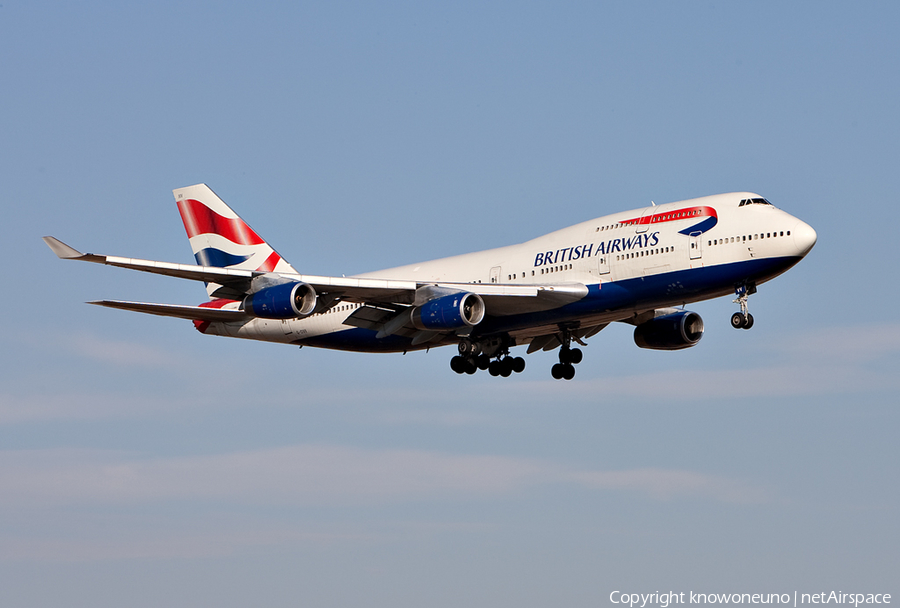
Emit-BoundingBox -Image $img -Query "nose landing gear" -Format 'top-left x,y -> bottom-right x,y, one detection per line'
731,283 -> 757,329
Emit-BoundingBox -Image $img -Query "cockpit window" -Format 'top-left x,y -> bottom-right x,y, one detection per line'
738,198 -> 773,207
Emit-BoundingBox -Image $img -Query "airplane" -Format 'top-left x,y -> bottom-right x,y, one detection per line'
43,184 -> 817,380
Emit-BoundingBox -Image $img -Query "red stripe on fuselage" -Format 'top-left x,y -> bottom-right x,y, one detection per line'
177,199 -> 266,245
622,205 -> 718,226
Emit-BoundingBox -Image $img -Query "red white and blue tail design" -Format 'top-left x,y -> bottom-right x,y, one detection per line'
173,184 -> 297,298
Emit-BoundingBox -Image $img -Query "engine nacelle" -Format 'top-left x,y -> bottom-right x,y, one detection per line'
633,311 -> 704,351
243,282 -> 317,319
411,292 -> 485,331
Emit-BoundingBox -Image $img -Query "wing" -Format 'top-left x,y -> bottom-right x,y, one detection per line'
43,237 -> 589,335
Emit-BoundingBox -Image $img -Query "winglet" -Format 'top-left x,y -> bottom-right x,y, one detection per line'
42,236 -> 85,259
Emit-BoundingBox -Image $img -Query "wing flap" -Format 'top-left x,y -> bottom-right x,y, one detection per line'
343,306 -> 396,331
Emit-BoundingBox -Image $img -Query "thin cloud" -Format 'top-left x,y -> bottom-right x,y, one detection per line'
776,323 -> 900,364
63,331 -> 189,369
0,445 -> 764,509
523,323 -> 900,400
566,468 -> 766,503
0,524 -> 371,562
0,391 -> 213,424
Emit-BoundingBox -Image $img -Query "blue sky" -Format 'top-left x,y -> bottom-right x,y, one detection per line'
2,2 -> 898,607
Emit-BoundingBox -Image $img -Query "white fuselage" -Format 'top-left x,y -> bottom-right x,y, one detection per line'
203,192 -> 816,351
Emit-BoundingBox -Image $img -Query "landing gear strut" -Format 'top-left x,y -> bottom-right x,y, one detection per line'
450,337 -> 525,378
550,328 -> 584,381
731,282 -> 757,330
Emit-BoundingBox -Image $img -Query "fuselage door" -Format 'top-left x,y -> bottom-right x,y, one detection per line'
635,207 -> 653,234
689,231 -> 702,260
597,251 -> 610,274
490,266 -> 501,283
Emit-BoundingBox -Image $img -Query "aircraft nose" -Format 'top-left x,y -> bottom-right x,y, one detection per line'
791,220 -> 817,257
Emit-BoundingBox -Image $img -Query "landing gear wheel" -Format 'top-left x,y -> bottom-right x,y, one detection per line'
488,360 -> 502,376
551,363 -> 564,380
476,354 -> 491,370
568,348 -> 583,365
511,357 -> 526,374
499,358 -> 513,377
464,358 -> 477,374
450,356 -> 466,374
562,363 -> 575,380
732,283 -> 756,330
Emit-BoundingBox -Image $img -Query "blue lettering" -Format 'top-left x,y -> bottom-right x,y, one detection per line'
596,242 -> 606,255
612,240 -> 621,253
582,243 -> 594,258
571,245 -> 582,260
545,251 -> 553,265
649,232 -> 659,246
535,252 -> 545,266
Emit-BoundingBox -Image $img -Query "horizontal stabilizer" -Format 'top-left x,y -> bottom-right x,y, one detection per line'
88,300 -> 248,322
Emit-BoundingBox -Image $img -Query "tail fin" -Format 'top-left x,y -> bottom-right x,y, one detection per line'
173,184 -> 297,298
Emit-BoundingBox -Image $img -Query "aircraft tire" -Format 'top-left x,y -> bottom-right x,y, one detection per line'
569,348 -> 583,365
450,356 -> 466,374
500,361 -> 512,377
562,363 -> 576,380
743,313 -> 754,329
511,357 -> 526,373
476,354 -> 491,370
488,360 -> 502,376
464,358 -> 478,374
731,312 -> 746,329
551,363 -> 564,379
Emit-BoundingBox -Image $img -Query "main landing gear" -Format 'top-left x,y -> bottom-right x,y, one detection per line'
550,328 -> 584,381
731,282 -> 757,330
450,338 -> 526,378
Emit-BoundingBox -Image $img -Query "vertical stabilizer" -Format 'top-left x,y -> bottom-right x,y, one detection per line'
173,184 -> 297,298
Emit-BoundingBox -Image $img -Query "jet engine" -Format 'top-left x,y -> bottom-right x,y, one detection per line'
633,311 -> 704,350
411,292 -> 485,331
243,281 -> 317,319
